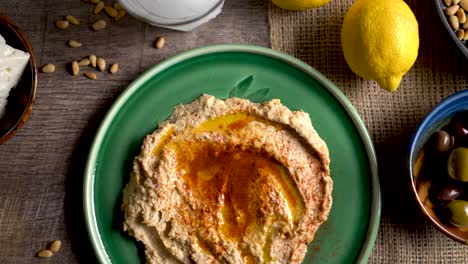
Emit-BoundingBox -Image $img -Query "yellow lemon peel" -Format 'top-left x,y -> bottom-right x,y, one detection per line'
341,0 -> 419,92
272,0 -> 331,10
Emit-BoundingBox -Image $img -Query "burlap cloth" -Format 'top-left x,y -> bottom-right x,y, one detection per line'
269,0 -> 468,263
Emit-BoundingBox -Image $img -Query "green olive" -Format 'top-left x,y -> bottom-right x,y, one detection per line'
447,147 -> 468,182
443,200 -> 468,227
429,130 -> 453,153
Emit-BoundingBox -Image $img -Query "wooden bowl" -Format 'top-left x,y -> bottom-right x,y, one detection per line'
0,15 -> 37,144
408,90 -> 468,245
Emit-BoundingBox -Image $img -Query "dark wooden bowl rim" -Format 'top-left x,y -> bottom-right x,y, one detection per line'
0,15 -> 37,144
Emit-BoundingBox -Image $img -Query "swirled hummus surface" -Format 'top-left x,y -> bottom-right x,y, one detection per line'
122,95 -> 333,264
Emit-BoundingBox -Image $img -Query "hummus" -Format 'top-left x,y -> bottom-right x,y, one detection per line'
122,95 -> 333,264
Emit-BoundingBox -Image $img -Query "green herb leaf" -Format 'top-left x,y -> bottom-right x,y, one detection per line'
228,75 -> 254,97
245,88 -> 271,102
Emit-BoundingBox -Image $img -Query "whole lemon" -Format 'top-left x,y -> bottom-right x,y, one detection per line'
272,0 -> 331,10
341,0 -> 419,92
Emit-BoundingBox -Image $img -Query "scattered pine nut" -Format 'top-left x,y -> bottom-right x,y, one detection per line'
84,72 -> 97,80
454,0 -> 462,5
109,63 -> 119,74
68,40 -> 83,48
42,64 -> 56,73
89,55 -> 97,68
104,6 -> 118,18
91,19 -> 106,31
55,20 -> 69,29
445,0 -> 453,6
71,61 -> 80,76
78,58 -> 91,66
94,1 -> 105,15
37,249 -> 53,258
97,57 -> 106,71
66,15 -> 80,26
49,240 -> 62,253
154,36 -> 165,49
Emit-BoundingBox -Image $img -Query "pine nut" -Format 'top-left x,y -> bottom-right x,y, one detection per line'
457,29 -> 465,40
445,0 -> 453,6
446,5 -> 460,16
55,20 -> 69,29
461,0 -> 468,10
37,249 -> 53,258
115,10 -> 126,20
91,19 -> 106,31
42,64 -> 55,73
90,0 -> 100,4
89,55 -> 97,68
84,72 -> 97,80
68,40 -> 82,48
49,240 -> 62,253
109,63 -> 119,74
449,15 -> 460,31
453,0 -> 462,5
66,15 -> 80,25
94,1 -> 104,15
97,58 -> 106,71
71,61 -> 80,76
78,58 -> 91,66
104,6 -> 118,18
114,3 -> 123,10
155,36 -> 165,49
457,8 -> 467,23
463,19 -> 468,29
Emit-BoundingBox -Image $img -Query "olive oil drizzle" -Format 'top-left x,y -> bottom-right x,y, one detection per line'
153,113 -> 307,262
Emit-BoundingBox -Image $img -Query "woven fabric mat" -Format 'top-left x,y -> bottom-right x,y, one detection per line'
269,0 -> 468,263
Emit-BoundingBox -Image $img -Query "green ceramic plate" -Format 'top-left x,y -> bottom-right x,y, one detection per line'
84,44 -> 380,264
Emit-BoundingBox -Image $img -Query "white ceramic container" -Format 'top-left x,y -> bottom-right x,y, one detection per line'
118,0 -> 225,31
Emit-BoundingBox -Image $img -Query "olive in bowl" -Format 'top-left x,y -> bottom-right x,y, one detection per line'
409,89 -> 468,245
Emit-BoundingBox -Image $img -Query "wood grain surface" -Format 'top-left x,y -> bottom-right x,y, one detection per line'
0,0 -> 269,263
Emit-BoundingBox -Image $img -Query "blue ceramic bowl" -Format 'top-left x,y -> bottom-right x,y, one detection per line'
408,89 -> 468,244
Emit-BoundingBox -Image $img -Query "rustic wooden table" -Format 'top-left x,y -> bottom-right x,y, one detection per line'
0,0 -> 269,262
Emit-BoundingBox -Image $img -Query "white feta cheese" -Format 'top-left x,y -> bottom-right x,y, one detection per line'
0,33 -> 30,118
